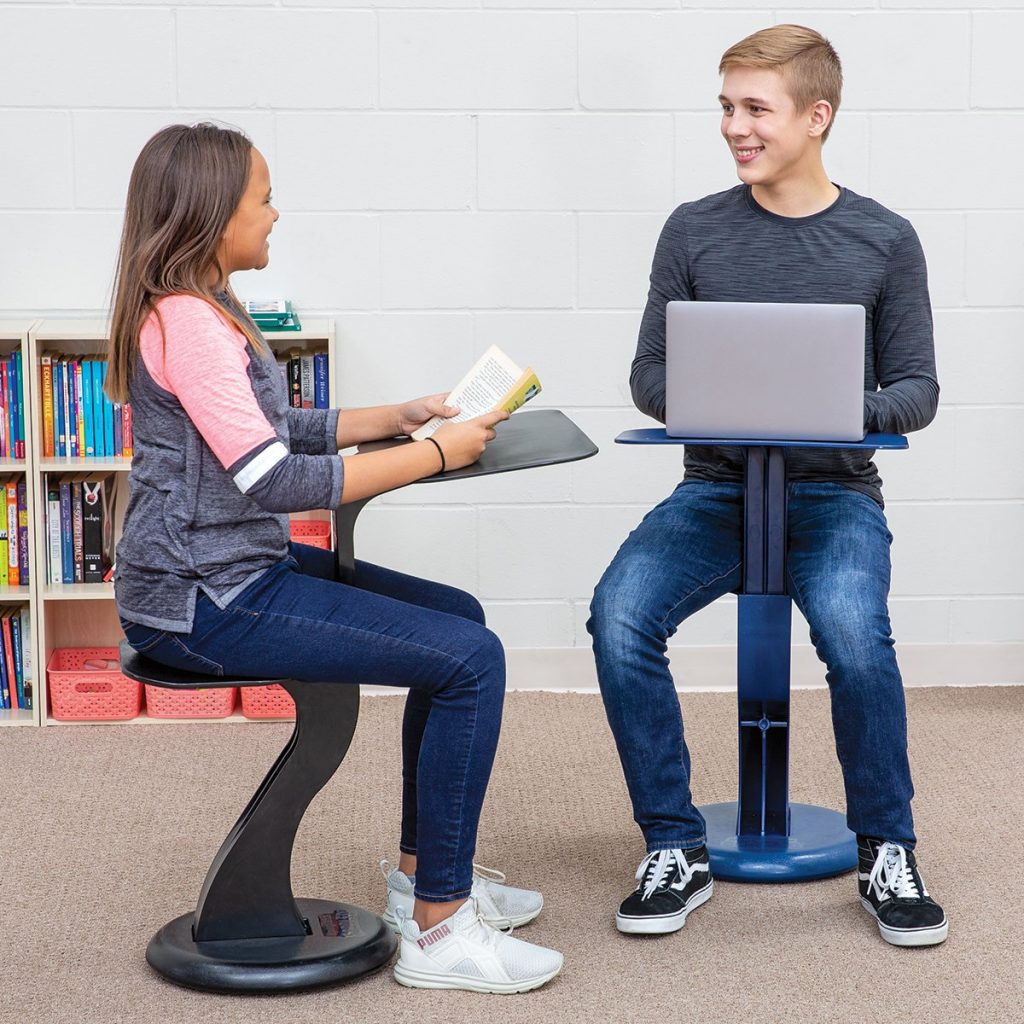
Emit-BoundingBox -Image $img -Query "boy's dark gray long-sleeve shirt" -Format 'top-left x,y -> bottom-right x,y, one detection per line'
631,185 -> 939,506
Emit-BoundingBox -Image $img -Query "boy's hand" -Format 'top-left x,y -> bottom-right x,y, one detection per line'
431,410 -> 510,471
395,393 -> 460,436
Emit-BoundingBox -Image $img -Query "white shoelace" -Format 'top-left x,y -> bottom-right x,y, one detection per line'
636,849 -> 694,900
867,842 -> 922,901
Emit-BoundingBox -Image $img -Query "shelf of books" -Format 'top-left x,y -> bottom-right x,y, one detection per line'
0,321 -> 38,726
27,317 -> 336,726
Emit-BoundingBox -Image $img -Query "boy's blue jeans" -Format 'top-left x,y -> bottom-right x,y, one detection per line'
121,542 -> 505,903
587,480 -> 916,852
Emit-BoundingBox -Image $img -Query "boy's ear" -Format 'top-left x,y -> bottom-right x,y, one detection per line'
808,99 -> 834,138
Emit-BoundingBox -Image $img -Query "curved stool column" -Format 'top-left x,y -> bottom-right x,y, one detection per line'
120,645 -> 396,993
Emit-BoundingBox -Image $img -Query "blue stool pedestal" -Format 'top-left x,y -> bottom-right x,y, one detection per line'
703,803 -> 856,882
616,430 -> 908,882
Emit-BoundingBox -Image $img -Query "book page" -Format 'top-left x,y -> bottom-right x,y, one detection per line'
411,345 -> 526,439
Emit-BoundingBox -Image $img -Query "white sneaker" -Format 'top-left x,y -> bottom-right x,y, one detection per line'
380,860 -> 543,933
393,898 -> 563,994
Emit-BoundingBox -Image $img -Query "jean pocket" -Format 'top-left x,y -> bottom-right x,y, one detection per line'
121,621 -> 167,654
162,635 -> 227,678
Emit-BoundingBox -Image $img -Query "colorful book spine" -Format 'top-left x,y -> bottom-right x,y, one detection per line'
41,352 -> 55,458
313,351 -> 329,409
122,403 -> 133,458
0,617 -> 9,709
19,606 -> 31,710
71,477 -> 84,583
63,357 -> 74,457
14,349 -> 24,459
90,358 -> 104,458
16,477 -> 28,587
101,362 -> 114,457
9,611 -> 24,710
59,480 -> 73,584
5,479 -> 17,587
4,358 -> 13,462
75,360 -> 85,457
1,613 -> 17,710
0,477 -> 8,588
55,358 -> 66,457
0,361 -> 7,458
112,402 -> 123,456
82,359 -> 95,457
46,481 -> 62,585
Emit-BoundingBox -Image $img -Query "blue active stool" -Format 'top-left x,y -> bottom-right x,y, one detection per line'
615,430 -> 908,882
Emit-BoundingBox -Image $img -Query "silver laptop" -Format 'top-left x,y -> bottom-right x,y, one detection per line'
665,301 -> 865,442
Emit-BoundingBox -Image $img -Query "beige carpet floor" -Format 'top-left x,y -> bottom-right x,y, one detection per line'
1,687 -> 1021,1024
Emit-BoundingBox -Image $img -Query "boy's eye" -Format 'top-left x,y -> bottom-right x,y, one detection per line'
749,106 -> 765,114
721,104 -> 733,114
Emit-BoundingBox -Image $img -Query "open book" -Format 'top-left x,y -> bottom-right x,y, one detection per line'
410,345 -> 541,440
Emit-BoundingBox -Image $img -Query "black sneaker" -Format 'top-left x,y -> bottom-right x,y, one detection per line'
858,836 -> 948,947
616,846 -> 714,935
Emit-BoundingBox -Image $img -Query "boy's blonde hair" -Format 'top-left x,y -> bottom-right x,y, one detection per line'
719,25 -> 842,142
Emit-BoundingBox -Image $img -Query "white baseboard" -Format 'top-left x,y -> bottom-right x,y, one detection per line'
503,643 -> 1024,692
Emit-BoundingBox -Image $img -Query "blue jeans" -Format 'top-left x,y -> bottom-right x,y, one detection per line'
121,542 -> 505,903
587,480 -> 916,852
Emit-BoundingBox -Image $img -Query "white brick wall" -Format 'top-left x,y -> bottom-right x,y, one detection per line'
4,2 -> 1021,683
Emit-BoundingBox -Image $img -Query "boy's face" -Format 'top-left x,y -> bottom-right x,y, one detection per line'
219,148 -> 279,276
719,67 -> 828,188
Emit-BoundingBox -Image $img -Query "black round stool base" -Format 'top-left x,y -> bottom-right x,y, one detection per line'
146,899 -> 397,993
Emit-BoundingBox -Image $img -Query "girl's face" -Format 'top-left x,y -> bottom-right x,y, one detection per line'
217,148 -> 279,280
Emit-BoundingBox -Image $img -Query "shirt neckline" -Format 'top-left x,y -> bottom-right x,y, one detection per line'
743,184 -> 847,225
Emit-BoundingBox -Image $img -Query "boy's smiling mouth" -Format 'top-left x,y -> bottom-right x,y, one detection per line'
734,146 -> 764,163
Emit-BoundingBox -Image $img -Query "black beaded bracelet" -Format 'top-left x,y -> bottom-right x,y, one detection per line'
425,436 -> 446,473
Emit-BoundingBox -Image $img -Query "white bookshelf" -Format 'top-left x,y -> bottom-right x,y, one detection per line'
27,316 -> 336,726
0,320 -> 38,726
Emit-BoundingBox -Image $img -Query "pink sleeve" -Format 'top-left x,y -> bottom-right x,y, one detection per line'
140,296 -> 277,469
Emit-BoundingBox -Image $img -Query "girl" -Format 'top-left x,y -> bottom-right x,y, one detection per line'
107,123 -> 562,995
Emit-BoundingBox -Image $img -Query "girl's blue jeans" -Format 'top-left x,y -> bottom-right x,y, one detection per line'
121,541 -> 505,903
588,480 -> 916,853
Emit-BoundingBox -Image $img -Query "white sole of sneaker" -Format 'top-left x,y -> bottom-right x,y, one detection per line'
393,961 -> 561,994
382,904 -> 542,935
859,897 -> 949,947
616,879 -> 714,935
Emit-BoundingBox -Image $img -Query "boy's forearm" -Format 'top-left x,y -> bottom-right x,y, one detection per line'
864,377 -> 940,436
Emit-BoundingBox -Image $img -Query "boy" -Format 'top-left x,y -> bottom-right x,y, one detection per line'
587,25 -> 947,948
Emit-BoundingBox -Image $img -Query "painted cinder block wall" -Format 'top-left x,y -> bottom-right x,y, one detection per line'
1,2 -> 1021,687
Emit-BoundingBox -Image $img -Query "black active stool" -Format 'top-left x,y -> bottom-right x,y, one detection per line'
119,644 -> 396,993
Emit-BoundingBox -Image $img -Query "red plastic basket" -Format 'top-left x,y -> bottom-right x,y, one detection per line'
240,683 -> 296,719
144,685 -> 237,719
289,519 -> 332,550
47,647 -> 143,721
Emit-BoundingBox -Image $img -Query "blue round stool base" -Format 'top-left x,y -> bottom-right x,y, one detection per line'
702,802 -> 857,882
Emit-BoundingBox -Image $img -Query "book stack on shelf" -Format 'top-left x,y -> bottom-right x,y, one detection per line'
0,349 -> 26,459
39,354 -> 132,459
0,475 -> 29,587
42,474 -> 115,586
0,606 -> 31,711
277,349 -> 330,410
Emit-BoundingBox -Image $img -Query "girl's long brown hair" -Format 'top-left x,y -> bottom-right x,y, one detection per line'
106,123 -> 265,403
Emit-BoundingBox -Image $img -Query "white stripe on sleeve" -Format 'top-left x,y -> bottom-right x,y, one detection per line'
233,441 -> 288,494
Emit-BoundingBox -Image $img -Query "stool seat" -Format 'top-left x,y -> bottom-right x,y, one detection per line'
119,642 -> 396,992
119,645 -> 278,689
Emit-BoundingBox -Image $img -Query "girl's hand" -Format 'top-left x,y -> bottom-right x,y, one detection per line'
396,394 -> 460,437
431,410 -> 510,471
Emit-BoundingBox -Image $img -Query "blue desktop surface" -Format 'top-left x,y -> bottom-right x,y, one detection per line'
616,429 -> 908,450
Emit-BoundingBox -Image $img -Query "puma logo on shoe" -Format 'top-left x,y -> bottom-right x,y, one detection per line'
417,922 -> 452,949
